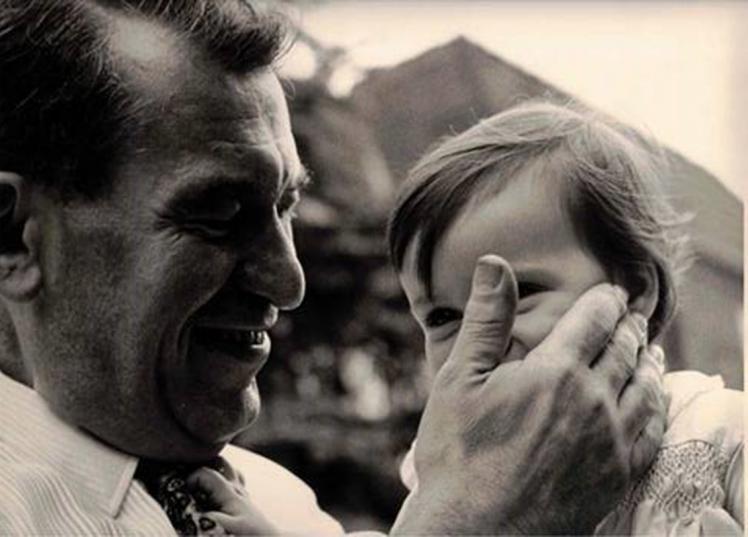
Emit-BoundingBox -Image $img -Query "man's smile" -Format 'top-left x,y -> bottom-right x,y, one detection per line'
191,324 -> 271,368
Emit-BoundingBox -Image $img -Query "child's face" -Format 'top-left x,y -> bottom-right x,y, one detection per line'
399,166 -> 610,376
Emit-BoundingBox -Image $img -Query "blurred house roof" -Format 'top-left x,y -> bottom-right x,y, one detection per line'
350,37 -> 742,276
350,36 -> 566,179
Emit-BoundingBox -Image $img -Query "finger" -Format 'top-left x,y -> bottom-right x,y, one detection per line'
532,284 -> 628,366
187,467 -> 244,511
630,408 -> 666,481
443,255 -> 517,375
203,509 -> 278,536
593,313 -> 647,398
193,513 -> 228,535
209,456 -> 243,486
618,345 -> 665,445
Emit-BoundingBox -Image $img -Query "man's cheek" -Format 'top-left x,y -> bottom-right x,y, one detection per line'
147,243 -> 234,302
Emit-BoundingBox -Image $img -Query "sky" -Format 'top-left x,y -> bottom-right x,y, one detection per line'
279,1 -> 747,201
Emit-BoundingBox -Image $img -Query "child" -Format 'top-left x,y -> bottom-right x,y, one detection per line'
386,101 -> 743,535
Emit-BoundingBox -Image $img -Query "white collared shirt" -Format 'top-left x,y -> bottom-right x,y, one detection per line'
0,371 -> 343,535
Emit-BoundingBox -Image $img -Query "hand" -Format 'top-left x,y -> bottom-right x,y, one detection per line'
187,468 -> 279,536
392,255 -> 665,535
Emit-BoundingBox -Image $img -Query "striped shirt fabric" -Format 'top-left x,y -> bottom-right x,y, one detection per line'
0,371 -> 344,535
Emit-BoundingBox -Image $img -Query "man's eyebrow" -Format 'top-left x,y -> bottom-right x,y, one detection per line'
163,175 -> 242,206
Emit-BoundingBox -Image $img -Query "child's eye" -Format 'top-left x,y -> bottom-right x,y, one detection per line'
517,282 -> 546,299
425,307 -> 463,328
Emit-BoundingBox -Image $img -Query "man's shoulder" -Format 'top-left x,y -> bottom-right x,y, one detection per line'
222,443 -> 345,535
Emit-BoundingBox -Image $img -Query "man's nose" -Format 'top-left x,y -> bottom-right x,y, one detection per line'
237,219 -> 305,310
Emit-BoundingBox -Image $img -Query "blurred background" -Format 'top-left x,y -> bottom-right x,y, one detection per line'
236,1 -> 745,531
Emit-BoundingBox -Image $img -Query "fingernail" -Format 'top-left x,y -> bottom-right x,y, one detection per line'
643,345 -> 665,375
632,313 -> 648,339
650,344 -> 665,367
473,256 -> 505,291
612,285 -> 628,306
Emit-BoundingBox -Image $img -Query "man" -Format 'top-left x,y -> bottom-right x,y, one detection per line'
0,1 -> 664,534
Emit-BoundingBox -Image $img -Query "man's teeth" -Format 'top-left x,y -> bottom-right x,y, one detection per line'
248,331 -> 265,345
213,329 -> 265,346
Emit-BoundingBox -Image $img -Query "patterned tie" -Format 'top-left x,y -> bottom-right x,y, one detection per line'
135,458 -> 235,536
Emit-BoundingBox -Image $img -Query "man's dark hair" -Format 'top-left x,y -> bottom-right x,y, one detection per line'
0,0 -> 289,198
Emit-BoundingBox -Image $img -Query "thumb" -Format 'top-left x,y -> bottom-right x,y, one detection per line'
446,255 -> 517,375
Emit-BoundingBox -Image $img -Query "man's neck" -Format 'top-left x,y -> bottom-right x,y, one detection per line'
0,312 -> 33,387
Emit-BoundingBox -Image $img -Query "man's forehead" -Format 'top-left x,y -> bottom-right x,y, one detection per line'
102,11 -> 301,191
105,9 -> 279,121
106,11 -> 192,96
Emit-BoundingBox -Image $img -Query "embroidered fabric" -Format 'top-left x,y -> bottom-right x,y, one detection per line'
617,440 -> 729,518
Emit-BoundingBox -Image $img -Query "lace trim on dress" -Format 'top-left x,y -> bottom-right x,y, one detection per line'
618,440 -> 730,518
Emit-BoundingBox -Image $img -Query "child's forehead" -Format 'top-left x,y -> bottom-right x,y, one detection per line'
437,162 -> 582,265
458,158 -> 570,224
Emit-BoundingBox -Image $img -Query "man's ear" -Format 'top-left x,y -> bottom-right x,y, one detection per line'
0,172 -> 42,302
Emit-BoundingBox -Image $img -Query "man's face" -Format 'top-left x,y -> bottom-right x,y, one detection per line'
25,17 -> 305,460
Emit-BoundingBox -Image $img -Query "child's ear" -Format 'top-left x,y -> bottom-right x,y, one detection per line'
0,172 -> 42,303
618,262 -> 658,320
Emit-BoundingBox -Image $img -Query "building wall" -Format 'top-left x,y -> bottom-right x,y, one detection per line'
668,258 -> 743,388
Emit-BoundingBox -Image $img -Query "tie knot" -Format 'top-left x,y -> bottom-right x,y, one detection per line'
135,458 -> 232,536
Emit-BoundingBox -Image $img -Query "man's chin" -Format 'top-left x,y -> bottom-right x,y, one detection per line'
170,377 -> 261,449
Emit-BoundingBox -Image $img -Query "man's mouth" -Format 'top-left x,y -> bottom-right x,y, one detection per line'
191,325 -> 270,362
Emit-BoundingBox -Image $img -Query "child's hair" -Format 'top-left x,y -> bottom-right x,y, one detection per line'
387,101 -> 689,340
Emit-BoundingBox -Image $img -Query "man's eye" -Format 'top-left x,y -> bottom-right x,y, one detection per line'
179,200 -> 242,238
425,307 -> 463,328
517,282 -> 546,299
183,218 -> 235,239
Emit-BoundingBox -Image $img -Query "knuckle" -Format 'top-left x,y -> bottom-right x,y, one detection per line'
434,359 -> 461,388
586,382 -> 611,414
631,370 -> 661,407
549,357 -> 581,387
611,326 -> 639,359
464,318 -> 511,345
568,368 -> 609,412
640,378 -> 663,413
570,314 -> 615,359
588,299 -> 621,333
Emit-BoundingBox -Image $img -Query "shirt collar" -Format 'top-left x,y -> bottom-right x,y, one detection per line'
0,370 -> 138,517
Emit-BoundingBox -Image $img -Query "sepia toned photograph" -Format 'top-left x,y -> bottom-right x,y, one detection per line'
0,1 -> 743,535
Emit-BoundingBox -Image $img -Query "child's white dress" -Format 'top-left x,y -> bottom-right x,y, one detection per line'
400,371 -> 743,536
